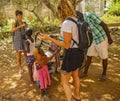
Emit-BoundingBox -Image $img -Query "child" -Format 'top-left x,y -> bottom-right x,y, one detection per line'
25,29 -> 35,82
45,34 -> 61,72
33,45 -> 58,96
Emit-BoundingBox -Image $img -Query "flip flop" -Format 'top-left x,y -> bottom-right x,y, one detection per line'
72,94 -> 81,101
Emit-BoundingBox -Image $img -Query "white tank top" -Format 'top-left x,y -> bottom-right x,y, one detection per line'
27,39 -> 35,56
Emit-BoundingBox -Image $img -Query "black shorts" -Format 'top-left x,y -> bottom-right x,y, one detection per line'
61,48 -> 84,72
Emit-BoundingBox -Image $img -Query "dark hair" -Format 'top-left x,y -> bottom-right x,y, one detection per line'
76,10 -> 83,18
15,10 -> 23,16
26,29 -> 33,37
49,34 -> 57,38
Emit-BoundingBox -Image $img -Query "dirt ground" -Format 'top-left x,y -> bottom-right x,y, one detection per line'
0,29 -> 120,101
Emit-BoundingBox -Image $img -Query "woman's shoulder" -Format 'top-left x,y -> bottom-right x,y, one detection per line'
62,17 -> 77,26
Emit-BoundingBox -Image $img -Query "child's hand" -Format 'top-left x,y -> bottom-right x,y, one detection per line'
35,63 -> 41,70
36,65 -> 41,70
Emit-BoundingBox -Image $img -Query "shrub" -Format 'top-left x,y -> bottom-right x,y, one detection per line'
107,2 -> 120,16
101,14 -> 120,23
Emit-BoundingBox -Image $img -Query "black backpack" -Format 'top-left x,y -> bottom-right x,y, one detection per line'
66,17 -> 93,51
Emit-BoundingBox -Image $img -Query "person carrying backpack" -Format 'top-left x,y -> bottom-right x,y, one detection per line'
12,10 -> 28,74
76,11 -> 113,81
37,0 -> 83,101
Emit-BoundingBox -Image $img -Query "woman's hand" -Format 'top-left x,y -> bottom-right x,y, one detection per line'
38,34 -> 51,40
19,23 -> 25,28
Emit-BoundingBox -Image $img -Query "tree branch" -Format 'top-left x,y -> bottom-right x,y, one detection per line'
41,0 -> 58,16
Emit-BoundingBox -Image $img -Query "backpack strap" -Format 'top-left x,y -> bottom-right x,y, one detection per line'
66,17 -> 77,24
66,17 -> 80,48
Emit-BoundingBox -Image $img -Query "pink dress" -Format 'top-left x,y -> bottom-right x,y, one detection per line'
33,63 -> 51,89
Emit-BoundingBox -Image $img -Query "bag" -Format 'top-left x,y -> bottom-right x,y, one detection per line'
62,48 -> 84,72
66,17 -> 93,51
12,20 -> 27,42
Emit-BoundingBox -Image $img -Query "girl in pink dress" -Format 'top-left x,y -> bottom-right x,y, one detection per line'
33,47 -> 57,96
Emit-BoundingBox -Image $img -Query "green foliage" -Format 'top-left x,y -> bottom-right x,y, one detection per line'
85,5 -> 91,12
101,14 -> 120,23
1,19 -> 14,32
24,17 -> 42,28
24,16 -> 60,33
43,17 -> 60,27
43,17 -> 60,33
107,2 -> 120,16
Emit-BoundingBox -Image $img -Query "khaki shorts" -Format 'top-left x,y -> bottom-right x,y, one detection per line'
87,38 -> 108,59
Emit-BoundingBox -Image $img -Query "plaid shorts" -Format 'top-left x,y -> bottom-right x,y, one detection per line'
26,55 -> 35,67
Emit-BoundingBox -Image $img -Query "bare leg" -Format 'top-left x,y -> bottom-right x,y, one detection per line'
72,68 -> 81,99
99,58 -> 108,81
61,72 -> 72,101
23,51 -> 27,60
83,56 -> 92,74
28,66 -> 33,82
102,59 -> 108,75
16,50 -> 22,68
16,50 -> 24,74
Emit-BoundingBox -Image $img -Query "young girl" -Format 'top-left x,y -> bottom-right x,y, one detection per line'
46,34 -> 61,72
25,29 -> 35,82
33,42 -> 58,96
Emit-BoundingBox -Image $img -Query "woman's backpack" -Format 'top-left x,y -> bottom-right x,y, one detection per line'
66,17 -> 93,51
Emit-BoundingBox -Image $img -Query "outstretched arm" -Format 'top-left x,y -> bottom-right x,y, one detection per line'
38,32 -> 72,49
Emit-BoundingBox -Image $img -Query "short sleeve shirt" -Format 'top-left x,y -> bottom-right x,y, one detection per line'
60,17 -> 79,48
83,12 -> 107,44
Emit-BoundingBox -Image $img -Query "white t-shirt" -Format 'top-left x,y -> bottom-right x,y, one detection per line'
60,17 -> 79,48
27,39 -> 35,56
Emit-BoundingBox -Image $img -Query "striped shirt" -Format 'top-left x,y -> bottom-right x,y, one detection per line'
83,12 -> 107,44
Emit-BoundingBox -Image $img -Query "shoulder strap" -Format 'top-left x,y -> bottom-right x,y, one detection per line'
15,20 -> 19,27
66,17 -> 77,24
66,17 -> 80,48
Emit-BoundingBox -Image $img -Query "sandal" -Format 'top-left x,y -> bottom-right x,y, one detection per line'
72,94 -> 81,101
